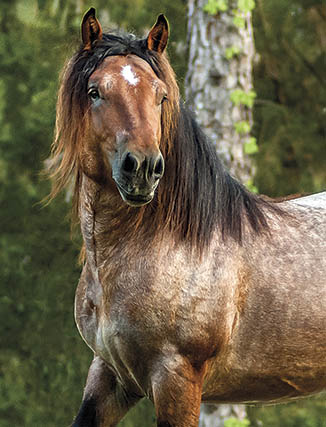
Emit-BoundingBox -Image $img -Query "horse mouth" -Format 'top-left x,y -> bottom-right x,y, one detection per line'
116,183 -> 154,207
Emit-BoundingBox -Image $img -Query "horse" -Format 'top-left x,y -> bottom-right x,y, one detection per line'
48,8 -> 326,427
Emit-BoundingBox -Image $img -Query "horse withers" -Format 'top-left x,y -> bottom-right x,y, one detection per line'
48,8 -> 326,427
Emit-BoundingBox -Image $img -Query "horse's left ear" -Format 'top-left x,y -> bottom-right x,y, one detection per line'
146,14 -> 169,54
81,7 -> 103,50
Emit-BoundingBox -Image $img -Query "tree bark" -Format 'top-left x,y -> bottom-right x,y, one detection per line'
186,0 -> 256,424
186,0 -> 255,183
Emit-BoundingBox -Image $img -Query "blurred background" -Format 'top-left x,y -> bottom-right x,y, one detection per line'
0,0 -> 325,426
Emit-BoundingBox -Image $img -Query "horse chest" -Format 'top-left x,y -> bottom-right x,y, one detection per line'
75,250 -> 235,392
102,269 -> 224,352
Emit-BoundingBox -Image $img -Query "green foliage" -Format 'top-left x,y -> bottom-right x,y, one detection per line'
225,45 -> 241,59
244,137 -> 259,154
204,0 -> 255,18
204,0 -> 254,29
245,178 -> 259,193
204,0 -> 228,14
234,122 -> 259,159
253,0 -> 326,197
248,397 -> 326,427
237,0 -> 255,13
232,9 -> 246,28
235,120 -> 251,134
224,417 -> 250,427
0,4 -> 91,426
230,89 -> 257,108
233,0 -> 256,28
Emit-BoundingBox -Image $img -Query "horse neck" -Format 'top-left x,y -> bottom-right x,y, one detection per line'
79,174 -> 156,269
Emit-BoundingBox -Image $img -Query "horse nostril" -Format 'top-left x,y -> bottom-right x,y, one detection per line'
153,155 -> 164,179
122,152 -> 139,175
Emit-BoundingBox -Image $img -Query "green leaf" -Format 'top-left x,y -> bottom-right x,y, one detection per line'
232,10 -> 245,28
204,0 -> 228,15
235,120 -> 251,134
244,137 -> 259,154
225,45 -> 241,59
246,179 -> 259,193
237,0 -> 255,13
230,89 -> 256,108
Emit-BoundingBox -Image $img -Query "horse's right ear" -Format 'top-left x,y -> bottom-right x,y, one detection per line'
81,8 -> 103,50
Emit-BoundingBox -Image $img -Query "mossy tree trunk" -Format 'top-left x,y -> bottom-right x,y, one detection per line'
186,0 -> 256,425
186,0 -> 256,185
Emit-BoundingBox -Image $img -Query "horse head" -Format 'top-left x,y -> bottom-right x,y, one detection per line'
80,9 -> 169,207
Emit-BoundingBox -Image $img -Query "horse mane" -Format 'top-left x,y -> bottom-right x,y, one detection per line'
155,103 -> 285,249
48,29 -> 283,252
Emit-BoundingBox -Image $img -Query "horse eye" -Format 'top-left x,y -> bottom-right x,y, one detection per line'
160,95 -> 168,105
88,88 -> 100,102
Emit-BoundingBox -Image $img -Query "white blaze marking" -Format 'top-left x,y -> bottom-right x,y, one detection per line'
121,65 -> 139,86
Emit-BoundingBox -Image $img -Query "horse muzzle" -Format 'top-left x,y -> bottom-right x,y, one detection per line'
112,151 -> 164,207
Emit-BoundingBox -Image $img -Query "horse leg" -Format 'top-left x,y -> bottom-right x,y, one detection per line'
151,354 -> 205,427
72,356 -> 140,427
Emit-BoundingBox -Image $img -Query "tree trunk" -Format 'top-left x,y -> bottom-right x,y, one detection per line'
186,0 -> 255,184
186,0 -> 256,425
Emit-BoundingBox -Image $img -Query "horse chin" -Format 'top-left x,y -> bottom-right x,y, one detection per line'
117,186 -> 154,207
123,194 -> 153,207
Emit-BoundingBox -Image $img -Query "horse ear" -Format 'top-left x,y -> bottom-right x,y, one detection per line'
81,8 -> 103,50
146,14 -> 169,54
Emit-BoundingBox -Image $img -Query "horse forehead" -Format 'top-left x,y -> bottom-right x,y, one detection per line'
91,55 -> 158,89
121,64 -> 139,86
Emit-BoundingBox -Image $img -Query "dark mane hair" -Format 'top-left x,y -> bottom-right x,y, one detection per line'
48,29 -> 282,252
156,102 -> 283,249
